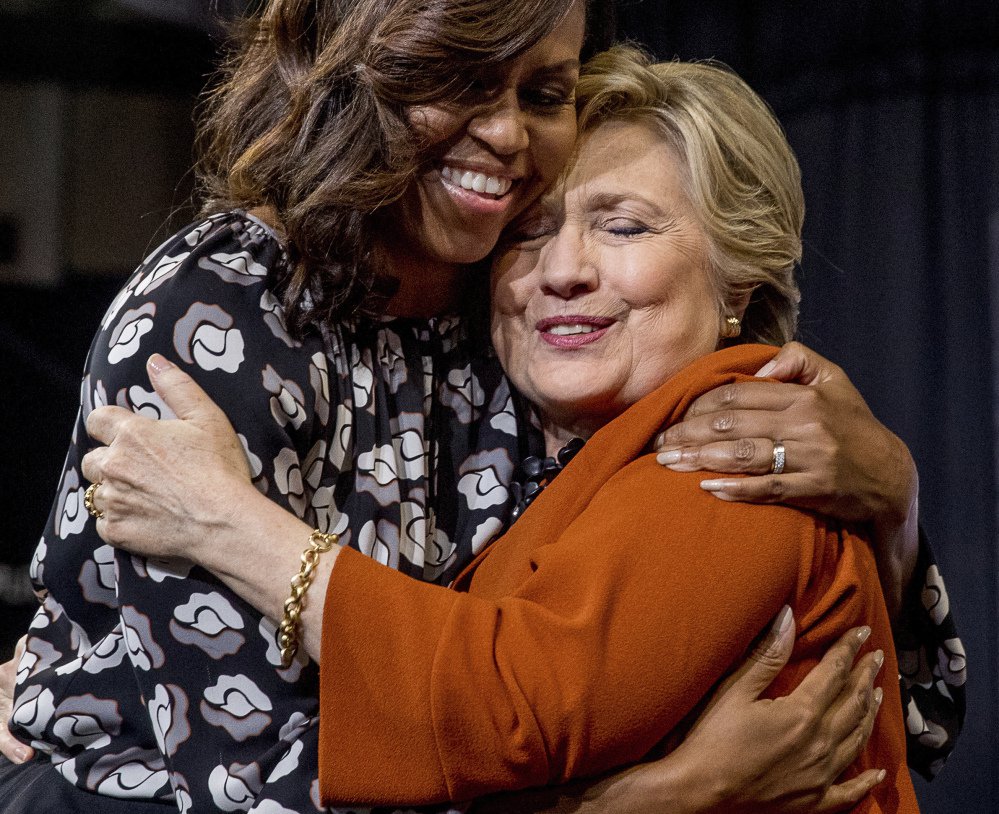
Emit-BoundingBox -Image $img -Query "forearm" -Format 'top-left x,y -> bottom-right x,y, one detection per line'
871,439 -> 919,622
191,481 -> 340,663
472,755 -> 710,814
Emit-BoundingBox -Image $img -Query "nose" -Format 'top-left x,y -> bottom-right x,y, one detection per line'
467,90 -> 530,156
539,226 -> 599,300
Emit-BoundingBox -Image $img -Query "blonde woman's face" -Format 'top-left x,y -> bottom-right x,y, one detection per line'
390,2 -> 585,271
490,120 -> 721,437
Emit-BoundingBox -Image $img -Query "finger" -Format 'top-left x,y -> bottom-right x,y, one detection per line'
823,649 -> 884,748
828,683 -> 883,778
755,342 -> 842,386
658,405 -> 809,450
658,438 -> 779,475
813,769 -> 886,812
0,724 -> 33,764
699,473 -> 823,508
84,405 -> 134,445
147,355 -> 225,423
81,446 -> 110,486
678,380 -> 806,423
707,607 -> 795,707
0,639 -> 34,764
786,626 -> 871,710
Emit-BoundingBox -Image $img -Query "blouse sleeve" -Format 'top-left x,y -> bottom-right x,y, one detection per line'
317,459 -> 893,807
13,214 -> 333,810
894,527 -> 966,779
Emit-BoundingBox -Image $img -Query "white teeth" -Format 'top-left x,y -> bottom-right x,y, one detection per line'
441,165 -> 512,197
548,324 -> 598,336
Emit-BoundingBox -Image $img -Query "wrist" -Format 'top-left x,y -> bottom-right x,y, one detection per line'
878,432 -> 919,528
200,479 -> 292,576
629,744 -> 721,814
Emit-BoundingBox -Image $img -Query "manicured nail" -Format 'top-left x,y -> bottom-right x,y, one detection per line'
13,746 -> 29,763
774,605 -> 794,636
700,479 -> 736,491
761,605 -> 794,653
147,354 -> 174,374
874,649 -> 885,669
657,450 -> 682,465
755,360 -> 777,378
876,769 -> 887,783
874,686 -> 884,706
856,626 -> 872,644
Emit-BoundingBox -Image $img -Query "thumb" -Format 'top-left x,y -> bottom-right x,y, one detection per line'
146,355 -> 220,423
755,341 -> 824,385
724,606 -> 796,702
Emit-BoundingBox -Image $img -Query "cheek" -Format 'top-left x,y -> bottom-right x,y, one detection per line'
408,105 -> 466,149
491,256 -> 537,358
490,250 -> 538,316
533,114 -> 578,184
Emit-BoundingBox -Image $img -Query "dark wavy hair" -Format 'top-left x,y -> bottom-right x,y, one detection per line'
197,0 -> 617,334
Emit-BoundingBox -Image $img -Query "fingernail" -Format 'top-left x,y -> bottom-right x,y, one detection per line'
874,686 -> 884,706
856,626 -> 872,644
876,769 -> 887,783
760,605 -> 794,654
700,479 -> 736,491
653,432 -> 666,448
657,450 -> 681,465
874,649 -> 885,669
147,354 -> 174,374
755,360 -> 777,378
13,747 -> 29,763
775,605 -> 794,636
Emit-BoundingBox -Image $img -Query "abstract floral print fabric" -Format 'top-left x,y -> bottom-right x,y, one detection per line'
9,211 -> 518,813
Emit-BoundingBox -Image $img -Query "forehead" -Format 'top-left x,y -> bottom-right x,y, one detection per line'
566,120 -> 682,197
506,1 -> 586,74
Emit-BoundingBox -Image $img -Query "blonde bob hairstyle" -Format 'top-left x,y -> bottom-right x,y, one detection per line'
575,46 -> 803,346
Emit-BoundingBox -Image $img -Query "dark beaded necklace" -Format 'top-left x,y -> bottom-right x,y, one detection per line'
510,436 -> 586,522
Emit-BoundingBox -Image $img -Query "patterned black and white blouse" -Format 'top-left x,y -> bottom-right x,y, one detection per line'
7,211 -> 963,814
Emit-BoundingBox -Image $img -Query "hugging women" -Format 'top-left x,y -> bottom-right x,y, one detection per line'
1,2 -> 961,813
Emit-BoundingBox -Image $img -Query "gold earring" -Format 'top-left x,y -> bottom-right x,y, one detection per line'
721,315 -> 741,338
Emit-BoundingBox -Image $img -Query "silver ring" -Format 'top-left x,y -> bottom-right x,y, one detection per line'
770,441 -> 786,475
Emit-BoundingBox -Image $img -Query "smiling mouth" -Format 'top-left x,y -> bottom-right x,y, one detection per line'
441,165 -> 514,198
547,324 -> 601,336
537,316 -> 615,347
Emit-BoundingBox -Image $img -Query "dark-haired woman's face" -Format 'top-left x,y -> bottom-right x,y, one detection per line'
389,2 -> 585,277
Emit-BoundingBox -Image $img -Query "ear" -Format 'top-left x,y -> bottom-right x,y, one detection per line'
728,289 -> 753,321
717,290 -> 754,340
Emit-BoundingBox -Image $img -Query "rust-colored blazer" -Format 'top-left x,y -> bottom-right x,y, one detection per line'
319,344 -> 919,813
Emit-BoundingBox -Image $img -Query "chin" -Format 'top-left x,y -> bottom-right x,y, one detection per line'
428,224 -> 507,266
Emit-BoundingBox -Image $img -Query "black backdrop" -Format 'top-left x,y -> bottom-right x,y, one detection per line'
0,1 -> 994,810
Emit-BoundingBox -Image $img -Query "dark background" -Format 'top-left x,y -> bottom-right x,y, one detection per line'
0,1 -> 994,810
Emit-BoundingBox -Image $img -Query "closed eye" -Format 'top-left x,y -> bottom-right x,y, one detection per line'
599,218 -> 653,238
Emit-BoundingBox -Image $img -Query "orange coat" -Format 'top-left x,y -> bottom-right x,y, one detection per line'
319,344 -> 919,812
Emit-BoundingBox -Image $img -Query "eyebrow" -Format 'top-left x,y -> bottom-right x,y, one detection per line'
528,59 -> 581,78
583,191 -> 671,218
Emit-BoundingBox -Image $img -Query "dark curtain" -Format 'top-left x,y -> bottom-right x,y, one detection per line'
618,1 -> 996,810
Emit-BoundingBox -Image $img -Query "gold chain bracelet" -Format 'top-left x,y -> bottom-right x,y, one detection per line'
278,529 -> 339,668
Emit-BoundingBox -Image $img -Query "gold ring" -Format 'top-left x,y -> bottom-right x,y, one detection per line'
770,441 -> 786,475
84,482 -> 105,519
